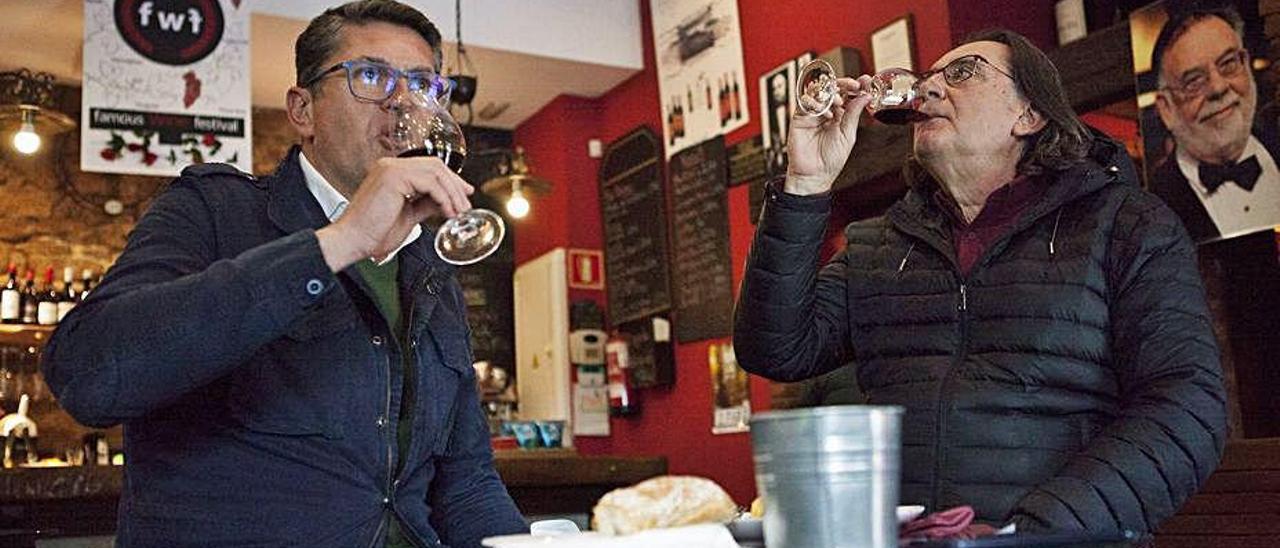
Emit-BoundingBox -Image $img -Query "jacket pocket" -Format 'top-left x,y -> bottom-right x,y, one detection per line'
420,328 -> 475,456
228,303 -> 361,439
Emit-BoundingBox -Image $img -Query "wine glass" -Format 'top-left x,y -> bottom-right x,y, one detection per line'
794,58 -> 926,124
392,100 -> 505,265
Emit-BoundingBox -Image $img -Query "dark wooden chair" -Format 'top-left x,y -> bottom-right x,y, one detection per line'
1155,438 -> 1280,548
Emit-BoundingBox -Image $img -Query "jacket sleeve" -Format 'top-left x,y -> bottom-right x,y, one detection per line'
429,368 -> 528,547
1008,193 -> 1228,534
41,177 -> 338,428
732,182 -> 852,382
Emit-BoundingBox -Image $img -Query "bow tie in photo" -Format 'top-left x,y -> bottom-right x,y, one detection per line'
1198,155 -> 1261,193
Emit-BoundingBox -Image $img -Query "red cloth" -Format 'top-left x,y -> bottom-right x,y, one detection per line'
899,506 -> 998,544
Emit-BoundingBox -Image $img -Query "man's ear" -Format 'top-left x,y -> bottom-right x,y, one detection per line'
286,86 -> 315,139
1154,92 -> 1177,130
1013,105 -> 1047,137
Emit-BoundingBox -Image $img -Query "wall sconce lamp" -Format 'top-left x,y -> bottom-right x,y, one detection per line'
479,147 -> 552,219
0,69 -> 76,155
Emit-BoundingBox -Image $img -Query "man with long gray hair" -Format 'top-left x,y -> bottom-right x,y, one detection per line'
735,28 -> 1226,535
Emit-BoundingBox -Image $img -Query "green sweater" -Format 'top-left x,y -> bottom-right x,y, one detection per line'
353,258 -> 416,548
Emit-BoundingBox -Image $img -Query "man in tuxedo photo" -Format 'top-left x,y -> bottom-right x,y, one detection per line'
1150,2 -> 1280,242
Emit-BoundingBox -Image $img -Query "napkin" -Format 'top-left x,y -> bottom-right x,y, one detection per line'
899,506 -> 999,543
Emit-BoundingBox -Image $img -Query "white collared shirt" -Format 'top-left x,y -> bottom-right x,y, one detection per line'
1176,135 -> 1280,241
299,151 -> 422,264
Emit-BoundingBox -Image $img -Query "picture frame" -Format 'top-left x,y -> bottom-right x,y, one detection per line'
871,15 -> 916,72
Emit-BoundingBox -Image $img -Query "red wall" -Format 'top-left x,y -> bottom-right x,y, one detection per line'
512,0 -> 956,506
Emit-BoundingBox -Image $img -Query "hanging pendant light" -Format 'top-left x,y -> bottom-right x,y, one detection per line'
1,69 -> 76,155
480,147 -> 551,219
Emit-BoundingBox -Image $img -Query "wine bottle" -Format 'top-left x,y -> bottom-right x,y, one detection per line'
80,269 -> 95,302
37,266 -> 58,325
57,267 -> 77,321
731,72 -> 741,120
1,264 -> 20,324
20,270 -> 38,325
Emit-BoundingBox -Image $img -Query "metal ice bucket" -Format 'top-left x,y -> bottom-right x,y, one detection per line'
750,405 -> 902,548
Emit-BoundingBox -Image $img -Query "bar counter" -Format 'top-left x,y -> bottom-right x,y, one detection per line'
0,448 -> 667,544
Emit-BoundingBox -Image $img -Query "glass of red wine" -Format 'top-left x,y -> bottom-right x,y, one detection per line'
794,58 -> 926,124
393,99 -> 505,266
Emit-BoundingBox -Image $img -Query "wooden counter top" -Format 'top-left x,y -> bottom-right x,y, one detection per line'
0,448 -> 668,518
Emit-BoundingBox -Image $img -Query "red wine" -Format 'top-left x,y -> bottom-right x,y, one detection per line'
873,108 -> 928,125
399,139 -> 467,174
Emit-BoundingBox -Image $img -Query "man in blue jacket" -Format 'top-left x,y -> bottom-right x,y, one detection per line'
42,1 -> 527,546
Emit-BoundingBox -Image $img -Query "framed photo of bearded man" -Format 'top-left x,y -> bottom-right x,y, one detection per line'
1132,0 -> 1280,244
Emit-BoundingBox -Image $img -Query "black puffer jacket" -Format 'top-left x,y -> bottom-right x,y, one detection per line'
734,137 -> 1227,534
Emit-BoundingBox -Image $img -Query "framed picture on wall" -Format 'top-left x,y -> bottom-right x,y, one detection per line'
758,60 -> 794,179
871,15 -> 916,72
1130,0 -> 1279,245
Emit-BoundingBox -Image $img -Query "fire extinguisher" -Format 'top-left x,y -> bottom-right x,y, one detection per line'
606,334 -> 639,416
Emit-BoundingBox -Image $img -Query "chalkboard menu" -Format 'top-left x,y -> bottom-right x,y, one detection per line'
599,127 -> 673,326
668,136 -> 734,343
457,262 -> 514,372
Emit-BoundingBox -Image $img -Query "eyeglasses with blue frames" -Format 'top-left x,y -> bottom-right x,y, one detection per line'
915,54 -> 1014,88
301,59 -> 454,103
1161,48 -> 1249,100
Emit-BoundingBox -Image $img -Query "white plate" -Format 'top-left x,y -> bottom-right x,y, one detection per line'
481,533 -> 604,547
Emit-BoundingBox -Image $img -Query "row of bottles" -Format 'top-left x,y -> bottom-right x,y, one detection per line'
1,264 -> 98,326
667,71 -> 744,145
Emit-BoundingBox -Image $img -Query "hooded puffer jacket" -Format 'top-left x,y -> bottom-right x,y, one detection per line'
734,137 -> 1227,534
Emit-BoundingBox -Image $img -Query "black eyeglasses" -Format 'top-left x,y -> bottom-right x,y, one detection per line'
916,54 -> 1014,88
302,59 -> 453,103
1161,48 -> 1249,100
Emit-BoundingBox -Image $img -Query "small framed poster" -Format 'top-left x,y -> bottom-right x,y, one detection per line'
871,15 -> 916,72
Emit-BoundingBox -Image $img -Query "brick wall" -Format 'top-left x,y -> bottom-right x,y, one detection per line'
0,85 -> 295,274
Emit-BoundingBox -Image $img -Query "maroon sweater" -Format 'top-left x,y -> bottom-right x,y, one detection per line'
937,175 -> 1048,275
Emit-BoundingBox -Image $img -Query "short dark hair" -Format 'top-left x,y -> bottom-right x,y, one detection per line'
907,29 -> 1092,182
295,0 -> 443,89
1151,2 -> 1246,85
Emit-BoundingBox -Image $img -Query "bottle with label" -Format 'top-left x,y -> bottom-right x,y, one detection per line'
57,267 -> 77,322
605,334 -> 639,416
730,71 -> 741,120
1,264 -> 20,324
20,270 -> 38,325
37,266 -> 59,326
80,269 -> 95,302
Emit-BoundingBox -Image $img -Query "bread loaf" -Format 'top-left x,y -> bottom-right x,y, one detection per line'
591,475 -> 739,535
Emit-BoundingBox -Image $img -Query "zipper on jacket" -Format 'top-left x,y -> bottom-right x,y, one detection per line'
930,279 -> 970,511
367,350 -> 394,548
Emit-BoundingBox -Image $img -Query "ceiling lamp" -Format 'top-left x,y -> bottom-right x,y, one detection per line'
447,0 -> 478,125
480,147 -> 552,219
0,69 -> 76,155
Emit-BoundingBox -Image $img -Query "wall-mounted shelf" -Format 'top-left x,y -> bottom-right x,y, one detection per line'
0,324 -> 56,347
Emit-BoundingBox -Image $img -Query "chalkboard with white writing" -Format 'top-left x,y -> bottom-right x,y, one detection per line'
599,127 -> 673,326
668,136 -> 733,343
